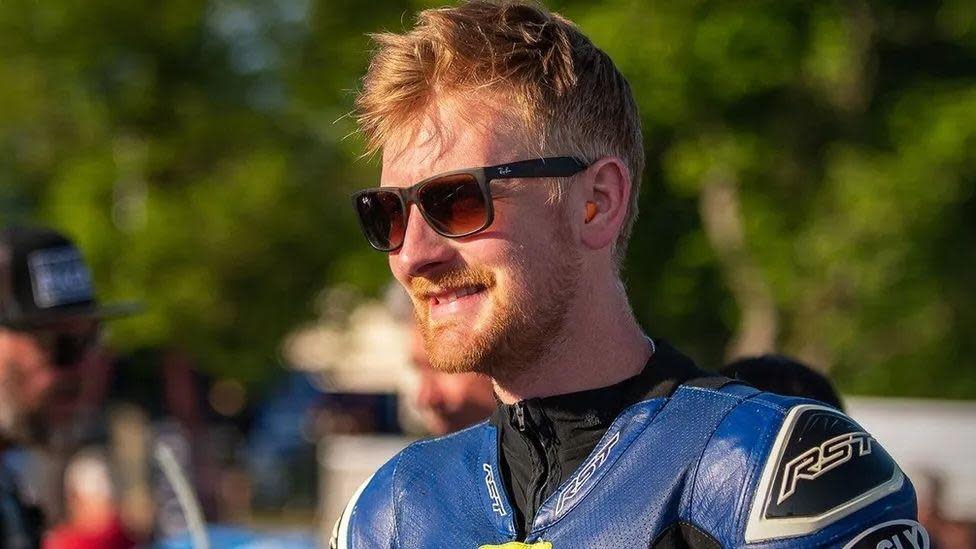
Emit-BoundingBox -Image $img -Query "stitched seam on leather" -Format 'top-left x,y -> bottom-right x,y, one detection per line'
681,385 -> 791,415
390,448 -> 406,547
678,385 -> 743,400
742,393 -> 791,413
733,399 -> 781,538
683,390 -> 756,533
529,404 -> 657,535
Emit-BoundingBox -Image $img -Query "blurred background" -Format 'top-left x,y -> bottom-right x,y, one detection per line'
1,0 -> 974,546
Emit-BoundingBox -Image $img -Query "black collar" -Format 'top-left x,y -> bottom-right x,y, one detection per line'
489,339 -> 712,539
489,339 -> 708,434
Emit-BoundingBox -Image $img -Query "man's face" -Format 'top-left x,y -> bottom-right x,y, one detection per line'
0,319 -> 98,442
384,101 -> 583,378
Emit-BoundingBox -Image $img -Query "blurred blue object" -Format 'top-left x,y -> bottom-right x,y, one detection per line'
249,372 -> 324,455
155,524 -> 317,548
246,372 -> 324,509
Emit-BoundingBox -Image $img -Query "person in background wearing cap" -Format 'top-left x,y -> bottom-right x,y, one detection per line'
0,225 -> 136,549
720,354 -> 845,412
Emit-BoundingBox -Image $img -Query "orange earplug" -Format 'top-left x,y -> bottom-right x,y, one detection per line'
585,201 -> 597,223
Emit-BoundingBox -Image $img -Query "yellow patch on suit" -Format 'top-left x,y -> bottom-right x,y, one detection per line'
478,542 -> 553,549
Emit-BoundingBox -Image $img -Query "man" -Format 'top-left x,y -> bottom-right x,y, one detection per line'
334,2 -> 924,547
0,225 -> 135,548
409,320 -> 495,436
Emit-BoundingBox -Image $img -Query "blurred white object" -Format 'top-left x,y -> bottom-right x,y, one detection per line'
318,435 -> 411,543
64,448 -> 114,501
283,301 -> 410,394
155,441 -> 209,549
847,396 -> 976,521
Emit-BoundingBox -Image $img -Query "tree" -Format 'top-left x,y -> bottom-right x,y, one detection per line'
2,0 -> 973,397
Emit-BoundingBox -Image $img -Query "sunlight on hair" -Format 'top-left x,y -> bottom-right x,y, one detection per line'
355,0 -> 644,261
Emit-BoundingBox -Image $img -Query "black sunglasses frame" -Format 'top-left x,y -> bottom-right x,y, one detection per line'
352,156 -> 588,252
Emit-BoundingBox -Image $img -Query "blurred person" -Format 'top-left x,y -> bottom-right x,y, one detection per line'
389,282 -> 495,435
0,225 -> 136,548
917,474 -> 976,549
720,354 -> 845,411
334,2 -> 924,548
43,448 -> 135,549
409,322 -> 494,436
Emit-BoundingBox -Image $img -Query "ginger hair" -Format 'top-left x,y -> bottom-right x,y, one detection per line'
356,0 -> 644,260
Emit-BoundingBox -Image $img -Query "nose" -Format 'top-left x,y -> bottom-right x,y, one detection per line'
390,204 -> 457,281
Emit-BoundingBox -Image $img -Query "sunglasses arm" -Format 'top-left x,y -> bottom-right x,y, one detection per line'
484,157 -> 587,180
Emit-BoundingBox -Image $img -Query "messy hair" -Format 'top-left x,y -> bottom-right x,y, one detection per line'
356,0 -> 644,260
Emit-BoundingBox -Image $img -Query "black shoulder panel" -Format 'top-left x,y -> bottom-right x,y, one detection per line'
744,404 -> 905,542
765,406 -> 895,518
682,375 -> 736,391
650,521 -> 721,549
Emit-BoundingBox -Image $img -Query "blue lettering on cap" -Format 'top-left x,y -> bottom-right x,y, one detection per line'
27,247 -> 94,308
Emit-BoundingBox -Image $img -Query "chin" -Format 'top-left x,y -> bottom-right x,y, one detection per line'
421,312 -> 482,366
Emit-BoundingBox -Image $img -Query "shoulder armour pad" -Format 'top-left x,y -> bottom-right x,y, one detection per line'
745,404 -> 905,542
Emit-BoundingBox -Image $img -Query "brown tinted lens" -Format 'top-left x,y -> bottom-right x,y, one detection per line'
417,174 -> 488,236
355,190 -> 405,250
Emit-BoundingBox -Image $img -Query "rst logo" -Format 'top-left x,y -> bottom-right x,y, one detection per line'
483,464 -> 507,517
778,431 -> 874,504
843,519 -> 929,549
555,431 -> 620,514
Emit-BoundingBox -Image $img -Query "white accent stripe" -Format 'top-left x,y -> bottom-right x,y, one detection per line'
842,519 -> 929,549
335,473 -> 375,549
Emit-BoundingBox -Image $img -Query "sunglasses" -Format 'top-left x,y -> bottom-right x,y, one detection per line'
19,323 -> 100,369
352,156 -> 588,252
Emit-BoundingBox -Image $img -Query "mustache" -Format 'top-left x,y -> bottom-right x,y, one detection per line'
409,267 -> 496,299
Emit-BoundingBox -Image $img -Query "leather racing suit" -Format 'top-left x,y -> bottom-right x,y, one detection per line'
331,341 -> 925,548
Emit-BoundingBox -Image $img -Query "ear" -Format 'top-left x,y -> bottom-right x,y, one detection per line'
578,156 -> 632,252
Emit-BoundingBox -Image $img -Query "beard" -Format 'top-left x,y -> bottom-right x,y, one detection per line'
410,215 -> 582,379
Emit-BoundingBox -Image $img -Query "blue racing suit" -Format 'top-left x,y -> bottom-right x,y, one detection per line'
331,344 -> 924,548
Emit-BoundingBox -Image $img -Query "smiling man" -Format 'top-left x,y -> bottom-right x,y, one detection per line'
334,2 -> 924,548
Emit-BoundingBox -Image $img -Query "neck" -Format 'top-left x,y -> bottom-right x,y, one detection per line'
492,275 -> 651,404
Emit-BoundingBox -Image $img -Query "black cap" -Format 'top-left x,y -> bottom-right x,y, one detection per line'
0,225 -> 140,329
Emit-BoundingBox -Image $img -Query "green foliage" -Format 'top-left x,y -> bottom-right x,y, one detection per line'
1,0 -> 973,397
556,0 -> 976,396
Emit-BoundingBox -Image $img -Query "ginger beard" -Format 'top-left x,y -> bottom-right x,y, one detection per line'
410,210 -> 582,379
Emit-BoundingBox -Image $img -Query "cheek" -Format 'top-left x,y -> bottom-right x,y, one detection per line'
17,344 -> 56,390
26,370 -> 56,400
388,253 -> 407,284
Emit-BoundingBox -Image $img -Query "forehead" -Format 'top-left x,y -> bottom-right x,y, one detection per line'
380,98 -> 527,188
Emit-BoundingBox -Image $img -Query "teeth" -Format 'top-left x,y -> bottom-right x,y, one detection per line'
433,286 -> 482,306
